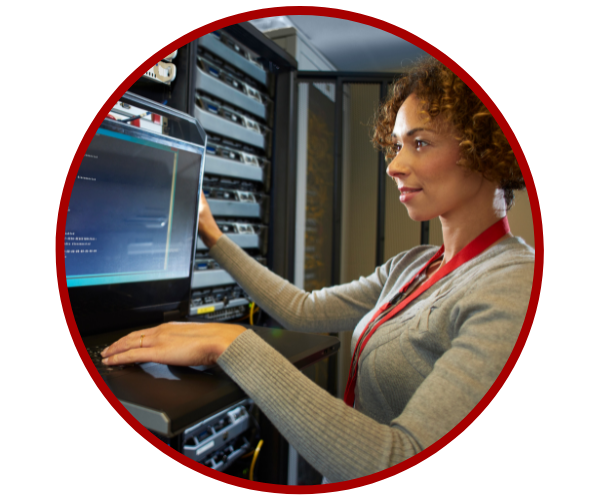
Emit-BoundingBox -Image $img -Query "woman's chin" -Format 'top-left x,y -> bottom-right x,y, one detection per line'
405,208 -> 434,223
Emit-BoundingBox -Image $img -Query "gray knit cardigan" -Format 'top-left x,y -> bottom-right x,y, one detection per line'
214,235 -> 535,482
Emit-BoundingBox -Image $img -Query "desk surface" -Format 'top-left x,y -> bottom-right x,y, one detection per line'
87,325 -> 339,437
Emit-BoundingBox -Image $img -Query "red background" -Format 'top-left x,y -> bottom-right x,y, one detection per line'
8,3 -> 600,493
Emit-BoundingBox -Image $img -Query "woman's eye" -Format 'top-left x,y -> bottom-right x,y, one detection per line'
393,143 -> 402,154
415,140 -> 428,149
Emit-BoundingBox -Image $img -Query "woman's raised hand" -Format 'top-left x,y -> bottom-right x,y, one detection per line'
101,322 -> 248,366
198,191 -> 223,249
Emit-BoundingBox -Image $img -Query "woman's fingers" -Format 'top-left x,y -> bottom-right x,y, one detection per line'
102,346 -> 157,366
101,326 -> 157,358
198,193 -> 223,249
200,191 -> 209,206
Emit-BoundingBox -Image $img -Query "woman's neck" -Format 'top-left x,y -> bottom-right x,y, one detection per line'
439,188 -> 509,263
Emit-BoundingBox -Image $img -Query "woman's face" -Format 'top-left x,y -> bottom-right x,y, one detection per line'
387,94 -> 493,223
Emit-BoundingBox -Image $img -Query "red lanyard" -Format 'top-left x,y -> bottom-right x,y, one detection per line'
343,216 -> 510,407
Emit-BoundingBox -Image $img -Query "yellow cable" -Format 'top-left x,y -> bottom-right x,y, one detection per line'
249,439 -> 264,481
249,302 -> 255,325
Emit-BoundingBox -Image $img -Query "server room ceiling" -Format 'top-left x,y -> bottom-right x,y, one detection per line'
250,15 -> 428,73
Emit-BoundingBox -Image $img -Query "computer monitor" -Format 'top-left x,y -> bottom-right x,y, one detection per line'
66,93 -> 206,335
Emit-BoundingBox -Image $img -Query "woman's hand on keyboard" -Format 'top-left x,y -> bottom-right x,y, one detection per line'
100,322 -> 248,366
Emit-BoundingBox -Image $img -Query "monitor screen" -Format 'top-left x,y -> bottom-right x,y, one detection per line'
66,115 -> 205,335
66,122 -> 203,288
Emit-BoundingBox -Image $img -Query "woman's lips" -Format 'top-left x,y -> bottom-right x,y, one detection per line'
399,188 -> 422,203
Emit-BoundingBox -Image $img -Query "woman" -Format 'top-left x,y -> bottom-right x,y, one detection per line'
102,58 -> 534,482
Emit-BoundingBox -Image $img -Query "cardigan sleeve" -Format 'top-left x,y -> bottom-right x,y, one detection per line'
217,329 -> 423,482
209,235 -> 392,333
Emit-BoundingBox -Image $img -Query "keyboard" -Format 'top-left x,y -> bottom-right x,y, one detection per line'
86,343 -> 126,374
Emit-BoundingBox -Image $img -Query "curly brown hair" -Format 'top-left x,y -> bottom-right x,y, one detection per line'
372,57 -> 524,208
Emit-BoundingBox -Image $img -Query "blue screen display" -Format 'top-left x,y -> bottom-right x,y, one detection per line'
66,125 -> 203,287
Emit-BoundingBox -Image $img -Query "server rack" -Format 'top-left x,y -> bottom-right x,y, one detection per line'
132,23 -> 297,320
126,23 -> 298,484
191,29 -> 274,321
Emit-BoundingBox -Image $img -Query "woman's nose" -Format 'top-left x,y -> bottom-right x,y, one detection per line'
387,152 -> 409,178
